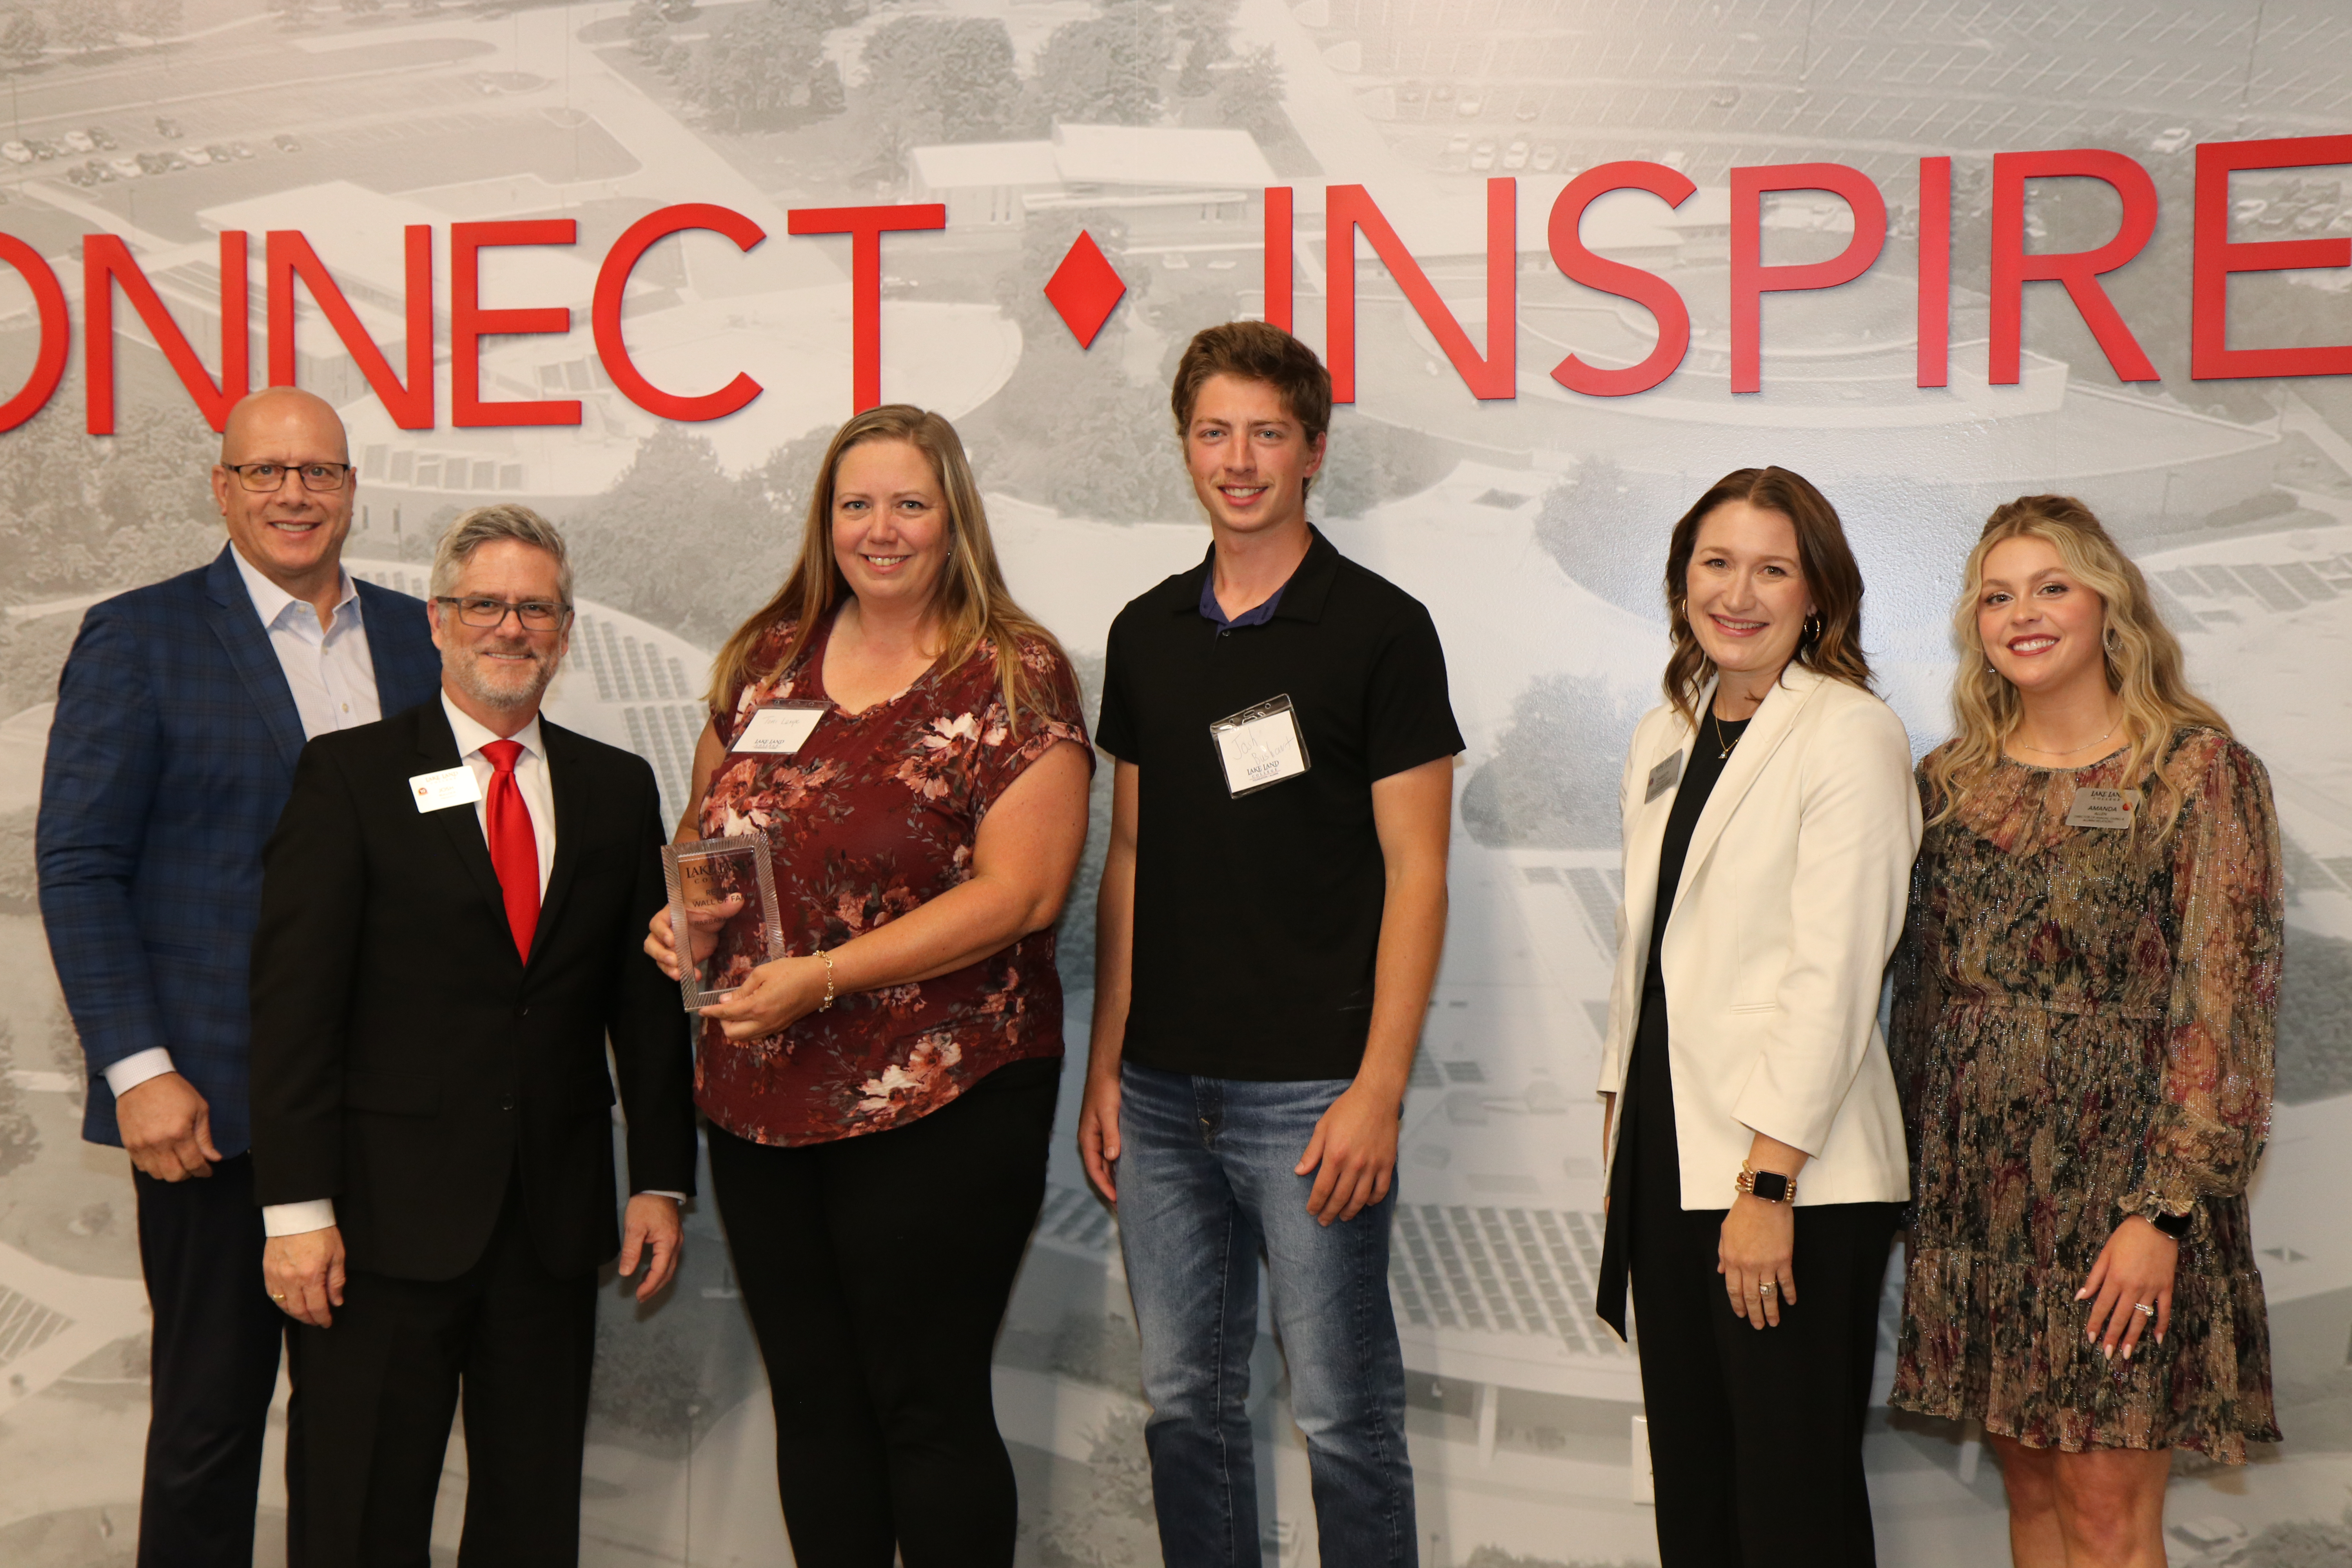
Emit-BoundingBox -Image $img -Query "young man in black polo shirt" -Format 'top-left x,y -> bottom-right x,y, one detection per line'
1080,321 -> 1460,1567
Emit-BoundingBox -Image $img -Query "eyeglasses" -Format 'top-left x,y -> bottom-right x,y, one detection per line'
434,595 -> 572,631
222,461 -> 354,493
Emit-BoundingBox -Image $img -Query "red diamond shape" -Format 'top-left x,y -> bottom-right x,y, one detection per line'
1044,231 -> 1127,348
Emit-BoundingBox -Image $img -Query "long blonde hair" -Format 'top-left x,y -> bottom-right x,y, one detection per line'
1924,494 -> 2228,828
705,406 -> 1064,722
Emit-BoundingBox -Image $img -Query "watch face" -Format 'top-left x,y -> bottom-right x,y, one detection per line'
1750,1171 -> 1790,1203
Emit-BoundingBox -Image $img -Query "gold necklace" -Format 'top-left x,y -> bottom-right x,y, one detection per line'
2012,711 -> 2121,758
1709,705 -> 1742,760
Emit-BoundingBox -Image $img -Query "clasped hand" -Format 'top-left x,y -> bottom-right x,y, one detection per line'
644,900 -> 827,1040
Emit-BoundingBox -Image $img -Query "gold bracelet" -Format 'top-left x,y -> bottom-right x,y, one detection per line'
816,948 -> 835,1012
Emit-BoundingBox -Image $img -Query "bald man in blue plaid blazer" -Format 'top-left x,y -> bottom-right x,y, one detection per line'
36,390 -> 441,1568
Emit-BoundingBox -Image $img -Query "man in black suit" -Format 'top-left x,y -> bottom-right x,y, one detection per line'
249,503 -> 695,1566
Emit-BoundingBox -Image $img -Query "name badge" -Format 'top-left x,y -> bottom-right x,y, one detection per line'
733,700 -> 829,756
409,764 -> 482,813
1211,695 -> 1311,797
2064,786 -> 2142,830
1644,749 -> 1684,804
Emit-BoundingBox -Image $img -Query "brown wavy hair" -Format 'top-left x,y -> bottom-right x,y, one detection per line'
704,406 -> 1064,724
1661,466 -> 1872,728
1169,321 -> 1333,499
1923,494 -> 2228,831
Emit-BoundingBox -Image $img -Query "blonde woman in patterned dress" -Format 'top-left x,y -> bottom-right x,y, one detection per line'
1891,495 -> 2283,1568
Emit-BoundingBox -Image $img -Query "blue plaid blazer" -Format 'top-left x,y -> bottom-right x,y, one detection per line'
37,545 -> 443,1154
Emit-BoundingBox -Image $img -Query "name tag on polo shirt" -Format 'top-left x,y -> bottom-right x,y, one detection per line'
1212,695 -> 1312,797
2064,787 -> 2141,830
733,700 -> 829,756
1644,749 -> 1684,804
409,765 -> 483,813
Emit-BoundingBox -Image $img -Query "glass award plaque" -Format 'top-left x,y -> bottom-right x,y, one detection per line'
661,835 -> 785,1011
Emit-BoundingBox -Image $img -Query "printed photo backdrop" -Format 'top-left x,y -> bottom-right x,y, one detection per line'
0,1 -> 2348,1564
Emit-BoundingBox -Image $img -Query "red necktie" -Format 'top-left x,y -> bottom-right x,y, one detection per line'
481,739 -> 539,961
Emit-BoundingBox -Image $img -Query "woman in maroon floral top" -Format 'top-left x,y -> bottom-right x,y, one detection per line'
644,406 -> 1092,1566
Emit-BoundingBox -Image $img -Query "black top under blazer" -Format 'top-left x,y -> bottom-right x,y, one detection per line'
249,699 -> 697,1282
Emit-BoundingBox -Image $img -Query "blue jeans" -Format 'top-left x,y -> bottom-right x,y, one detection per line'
1117,1062 -> 1416,1568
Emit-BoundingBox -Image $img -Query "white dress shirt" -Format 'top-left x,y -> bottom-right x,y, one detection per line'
105,549 -> 382,1104
441,692 -> 556,898
263,694 -> 682,1235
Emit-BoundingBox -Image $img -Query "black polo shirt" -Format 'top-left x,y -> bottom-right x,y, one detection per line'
1095,527 -> 1463,1081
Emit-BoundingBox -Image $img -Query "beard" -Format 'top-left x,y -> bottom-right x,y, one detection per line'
445,636 -> 559,713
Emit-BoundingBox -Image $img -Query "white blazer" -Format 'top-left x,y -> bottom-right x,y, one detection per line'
1597,665 -> 1921,1209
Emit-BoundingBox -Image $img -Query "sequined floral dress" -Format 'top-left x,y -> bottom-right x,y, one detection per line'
1889,728 -> 2283,1461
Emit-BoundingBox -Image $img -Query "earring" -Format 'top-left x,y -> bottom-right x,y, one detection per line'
2102,624 -> 2120,652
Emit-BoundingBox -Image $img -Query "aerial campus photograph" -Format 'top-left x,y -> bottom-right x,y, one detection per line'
0,0 -> 2350,1563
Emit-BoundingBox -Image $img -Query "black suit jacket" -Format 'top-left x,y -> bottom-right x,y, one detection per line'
249,699 -> 696,1282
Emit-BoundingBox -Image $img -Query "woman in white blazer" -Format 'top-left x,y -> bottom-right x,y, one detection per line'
1592,466 -> 1921,1567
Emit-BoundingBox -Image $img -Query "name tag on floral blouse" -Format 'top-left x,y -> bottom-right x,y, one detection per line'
2064,787 -> 2142,830
733,700 -> 829,756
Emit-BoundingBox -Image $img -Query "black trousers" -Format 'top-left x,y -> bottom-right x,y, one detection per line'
706,1057 -> 1059,1568
133,1152 -> 288,1568
1606,993 -> 1898,1568
283,1171 -> 597,1568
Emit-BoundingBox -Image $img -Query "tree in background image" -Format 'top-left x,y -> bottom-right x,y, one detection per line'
1531,456 -> 1673,619
1029,0 -> 1171,129
271,0 -> 315,26
51,0 -> 118,52
0,402 -> 219,610
0,1022 -> 40,1185
857,16 -> 1018,149
683,0 -> 842,131
125,0 -> 178,43
0,8 -> 45,66
1215,43 -> 1285,142
341,0 -> 385,17
1459,673 -> 1647,849
1172,0 -> 1236,97
559,423 -> 824,649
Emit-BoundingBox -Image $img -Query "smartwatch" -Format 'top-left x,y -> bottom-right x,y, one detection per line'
2146,1205 -> 2194,1240
1736,1161 -> 1796,1205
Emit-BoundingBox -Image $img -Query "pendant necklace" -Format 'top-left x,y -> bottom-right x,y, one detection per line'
1709,706 -> 1741,760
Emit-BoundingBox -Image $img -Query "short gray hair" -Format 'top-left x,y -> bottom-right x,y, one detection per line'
430,504 -> 575,604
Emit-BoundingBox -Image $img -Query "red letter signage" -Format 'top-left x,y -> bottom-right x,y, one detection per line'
2192,135 -> 2352,381
84,231 -> 250,434
451,220 -> 582,429
1263,185 -> 1294,334
1916,156 -> 1953,389
787,203 -> 948,413
267,227 -> 436,430
1729,163 -> 1887,394
0,235 -> 69,433
594,204 -> 768,422
1547,163 -> 1697,398
1989,149 -> 2160,385
1326,180 -> 1516,404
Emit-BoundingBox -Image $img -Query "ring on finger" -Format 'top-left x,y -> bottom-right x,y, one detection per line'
2132,1302 -> 2155,1317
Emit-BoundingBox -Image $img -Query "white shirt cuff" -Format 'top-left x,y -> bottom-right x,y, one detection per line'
102,1048 -> 178,1100
262,1200 -> 338,1237
638,1191 -> 687,1202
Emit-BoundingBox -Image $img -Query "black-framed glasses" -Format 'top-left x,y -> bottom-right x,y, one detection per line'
222,461 -> 354,493
434,595 -> 572,631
